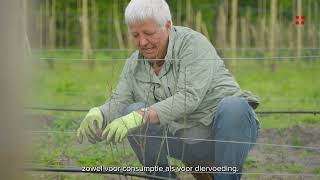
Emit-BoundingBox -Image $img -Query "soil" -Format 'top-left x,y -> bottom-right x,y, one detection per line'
241,125 -> 320,180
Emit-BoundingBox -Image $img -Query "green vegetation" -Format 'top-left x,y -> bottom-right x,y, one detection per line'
32,54 -> 320,127
31,0 -> 320,49
312,167 -> 320,175
29,53 -> 320,179
27,0 -> 320,179
243,155 -> 258,169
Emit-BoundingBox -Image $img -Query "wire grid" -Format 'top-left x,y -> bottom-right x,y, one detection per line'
28,53 -> 320,179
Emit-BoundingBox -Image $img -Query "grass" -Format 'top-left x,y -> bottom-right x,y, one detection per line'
28,51 -> 320,179
289,135 -> 305,146
264,164 -> 305,173
312,167 -> 320,175
243,155 -> 258,169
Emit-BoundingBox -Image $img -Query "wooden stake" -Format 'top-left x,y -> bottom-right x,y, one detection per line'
177,0 -> 182,25
269,0 -> 277,71
92,0 -> 98,55
48,0 -> 56,49
81,0 -> 92,60
65,7 -> 69,48
216,2 -> 227,49
113,0 -> 125,49
230,0 -> 238,66
195,11 -> 201,32
297,0 -> 302,58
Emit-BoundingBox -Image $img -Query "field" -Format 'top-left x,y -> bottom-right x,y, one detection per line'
27,51 -> 320,179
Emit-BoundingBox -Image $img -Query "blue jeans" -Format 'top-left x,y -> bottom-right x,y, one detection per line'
123,96 -> 259,180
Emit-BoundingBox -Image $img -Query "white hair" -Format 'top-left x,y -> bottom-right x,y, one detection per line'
125,0 -> 172,28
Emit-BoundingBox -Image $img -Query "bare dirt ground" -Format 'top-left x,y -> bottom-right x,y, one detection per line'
241,125 -> 320,180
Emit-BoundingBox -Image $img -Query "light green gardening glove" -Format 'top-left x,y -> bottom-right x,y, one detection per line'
102,111 -> 143,143
77,107 -> 105,144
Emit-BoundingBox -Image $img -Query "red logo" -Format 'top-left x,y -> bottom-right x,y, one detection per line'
295,15 -> 304,25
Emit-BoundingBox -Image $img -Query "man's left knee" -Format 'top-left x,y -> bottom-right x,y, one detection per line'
216,96 -> 251,123
213,96 -> 258,142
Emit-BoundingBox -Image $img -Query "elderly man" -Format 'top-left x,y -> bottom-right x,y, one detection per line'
77,0 -> 260,179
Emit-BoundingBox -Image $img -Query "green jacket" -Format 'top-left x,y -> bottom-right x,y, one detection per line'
99,26 -> 259,143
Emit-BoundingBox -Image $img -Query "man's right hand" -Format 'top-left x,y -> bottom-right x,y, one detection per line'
77,107 -> 105,144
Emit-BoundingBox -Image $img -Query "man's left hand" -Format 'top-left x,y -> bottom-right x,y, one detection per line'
102,111 -> 144,143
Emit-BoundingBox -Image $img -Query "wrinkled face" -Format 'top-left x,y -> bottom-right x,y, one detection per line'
128,18 -> 170,60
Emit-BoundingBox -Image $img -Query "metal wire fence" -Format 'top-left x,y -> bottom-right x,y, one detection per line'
27,50 -> 320,179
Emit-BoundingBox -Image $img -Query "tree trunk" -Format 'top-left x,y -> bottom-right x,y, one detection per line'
91,0 -> 98,68
258,0 -> 263,19
77,0 -> 82,48
81,0 -> 92,60
297,0 -> 302,58
201,21 -> 209,40
39,4 -> 43,49
46,0 -> 54,69
307,0 -> 312,49
316,1 -> 319,48
65,7 -> 69,48
23,0 -> 31,55
186,0 -> 193,27
288,24 -> 294,49
45,0 -> 49,49
195,11 -> 202,32
59,9 -> 64,48
48,0 -> 56,50
240,17 -> 247,56
230,0 -> 238,67
177,0 -> 182,25
113,0 -> 125,49
123,0 -> 134,50
269,0 -> 277,71
216,2 -> 227,49
92,0 -> 98,55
